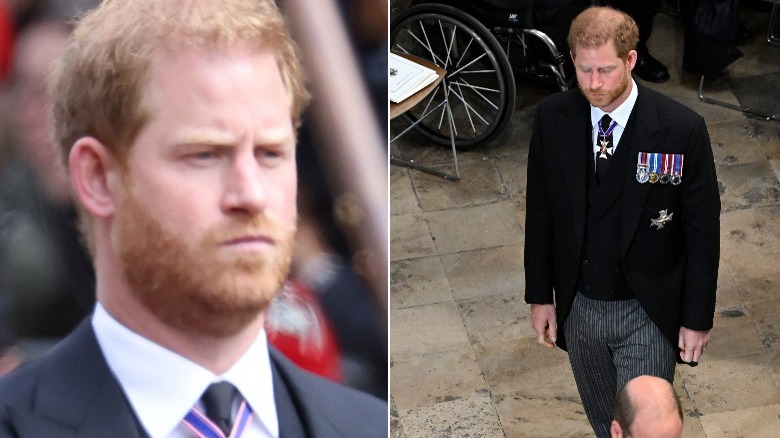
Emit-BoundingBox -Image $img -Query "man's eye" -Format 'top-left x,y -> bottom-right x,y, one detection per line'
193,151 -> 217,160
183,149 -> 222,165
257,148 -> 284,162
262,150 -> 281,159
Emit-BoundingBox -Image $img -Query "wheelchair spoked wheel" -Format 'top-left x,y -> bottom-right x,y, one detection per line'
391,3 -> 516,150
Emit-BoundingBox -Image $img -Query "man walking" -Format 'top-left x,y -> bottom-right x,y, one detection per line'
524,6 -> 719,437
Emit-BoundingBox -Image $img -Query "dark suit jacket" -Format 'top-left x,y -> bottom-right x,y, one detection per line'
524,84 -> 720,351
0,319 -> 387,437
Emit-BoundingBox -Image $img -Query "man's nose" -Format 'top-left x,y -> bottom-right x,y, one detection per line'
588,71 -> 603,90
221,152 -> 268,215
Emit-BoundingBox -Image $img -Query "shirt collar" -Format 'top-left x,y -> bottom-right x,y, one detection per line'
590,78 -> 638,129
92,303 -> 278,438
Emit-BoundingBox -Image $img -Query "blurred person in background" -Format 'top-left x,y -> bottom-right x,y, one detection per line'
274,144 -> 387,399
0,19 -> 94,349
263,0 -> 387,398
0,0 -> 51,84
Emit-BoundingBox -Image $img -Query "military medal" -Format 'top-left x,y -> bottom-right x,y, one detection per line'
648,153 -> 659,184
659,154 -> 671,184
597,118 -> 617,158
671,154 -> 684,185
636,152 -> 649,183
650,209 -> 674,230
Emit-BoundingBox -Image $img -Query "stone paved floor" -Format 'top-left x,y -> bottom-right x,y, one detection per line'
390,7 -> 780,438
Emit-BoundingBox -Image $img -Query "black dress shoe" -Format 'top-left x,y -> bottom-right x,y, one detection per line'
634,50 -> 670,83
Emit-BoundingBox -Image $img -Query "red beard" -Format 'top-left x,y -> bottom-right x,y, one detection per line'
579,68 -> 630,110
116,191 -> 296,337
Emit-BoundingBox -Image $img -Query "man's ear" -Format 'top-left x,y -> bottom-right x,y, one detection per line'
626,49 -> 638,71
610,420 -> 623,438
69,137 -> 121,218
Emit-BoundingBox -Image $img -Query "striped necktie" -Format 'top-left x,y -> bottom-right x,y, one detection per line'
183,382 -> 254,438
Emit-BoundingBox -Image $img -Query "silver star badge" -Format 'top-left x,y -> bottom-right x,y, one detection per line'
598,146 -> 615,159
650,209 -> 673,230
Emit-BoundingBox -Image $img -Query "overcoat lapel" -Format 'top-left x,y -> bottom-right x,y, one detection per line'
558,95 -> 591,250
6,321 -> 144,438
620,86 -> 662,257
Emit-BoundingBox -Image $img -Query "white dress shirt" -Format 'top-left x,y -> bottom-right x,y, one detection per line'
590,78 -> 639,168
92,303 -> 279,438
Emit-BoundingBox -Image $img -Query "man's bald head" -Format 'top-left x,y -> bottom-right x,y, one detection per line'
612,375 -> 683,438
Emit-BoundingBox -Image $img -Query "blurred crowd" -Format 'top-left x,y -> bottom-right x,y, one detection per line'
0,0 -> 387,400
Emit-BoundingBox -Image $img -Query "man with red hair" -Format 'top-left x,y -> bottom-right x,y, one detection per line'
525,6 -> 718,437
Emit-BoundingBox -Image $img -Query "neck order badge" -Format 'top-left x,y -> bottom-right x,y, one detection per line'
598,115 -> 617,159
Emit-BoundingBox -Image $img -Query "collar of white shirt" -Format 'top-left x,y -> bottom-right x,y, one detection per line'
590,78 -> 639,151
92,302 -> 279,437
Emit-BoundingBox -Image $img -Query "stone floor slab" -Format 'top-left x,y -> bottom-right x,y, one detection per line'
390,213 -> 436,261
673,376 -> 707,437
715,257 -> 743,311
707,308 -> 766,360
397,394 -> 504,438
390,301 -> 471,360
473,338 -> 579,402
412,159 -> 505,212
721,205 -> 780,255
425,201 -> 523,255
717,160 -> 780,212
391,345 -> 488,412
391,167 -> 422,216
747,298 -> 780,353
494,150 -> 529,201
457,291 -> 529,346
441,244 -> 524,301
493,392 -> 591,438
709,119 -> 769,168
699,404 -> 780,438
390,256 -> 452,310
677,355 -> 780,415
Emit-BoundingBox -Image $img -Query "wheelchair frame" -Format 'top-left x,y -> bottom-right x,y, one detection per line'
391,0 -> 573,149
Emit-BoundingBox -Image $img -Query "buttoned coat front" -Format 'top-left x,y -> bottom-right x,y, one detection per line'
523,83 -> 720,352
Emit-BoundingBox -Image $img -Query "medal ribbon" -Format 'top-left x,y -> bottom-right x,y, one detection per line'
651,153 -> 659,174
675,154 -> 684,176
597,119 -> 618,138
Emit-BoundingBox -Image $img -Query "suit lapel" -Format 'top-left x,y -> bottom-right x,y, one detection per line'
621,85 -> 662,256
7,320 -> 144,438
269,348 -> 346,438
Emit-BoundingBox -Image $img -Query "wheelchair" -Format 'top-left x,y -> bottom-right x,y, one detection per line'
391,0 -> 574,149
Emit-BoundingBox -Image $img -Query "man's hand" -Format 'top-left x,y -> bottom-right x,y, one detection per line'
530,304 -> 557,348
678,326 -> 710,364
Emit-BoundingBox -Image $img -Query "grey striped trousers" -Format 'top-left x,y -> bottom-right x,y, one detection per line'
564,292 -> 676,438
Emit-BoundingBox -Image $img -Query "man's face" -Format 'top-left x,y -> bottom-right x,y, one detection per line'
114,46 -> 298,337
573,41 -> 636,112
